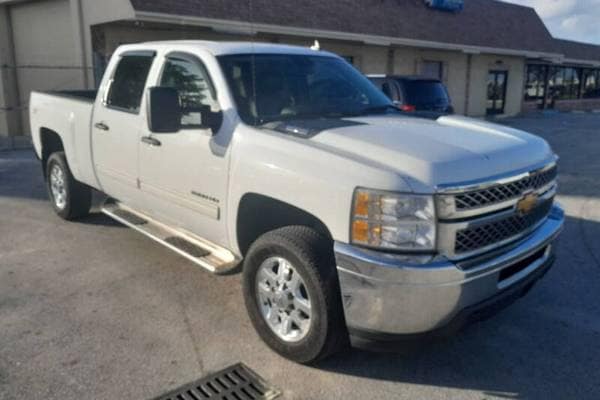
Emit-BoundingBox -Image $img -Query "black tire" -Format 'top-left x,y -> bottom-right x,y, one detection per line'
46,152 -> 92,220
242,226 -> 348,364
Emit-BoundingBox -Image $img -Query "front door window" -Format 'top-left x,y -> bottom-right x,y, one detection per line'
487,71 -> 508,115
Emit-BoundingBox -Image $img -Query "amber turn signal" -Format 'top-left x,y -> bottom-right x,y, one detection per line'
353,190 -> 370,217
352,220 -> 369,243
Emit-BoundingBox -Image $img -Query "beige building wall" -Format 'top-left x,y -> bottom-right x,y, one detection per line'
0,5 -> 20,138
316,41 -> 388,74
467,54 -> 526,117
98,27 -> 391,76
94,25 -> 530,119
392,47 -> 470,115
0,0 -> 531,140
9,0 -> 83,135
390,48 -> 526,117
0,0 -> 134,139
99,24 -> 254,59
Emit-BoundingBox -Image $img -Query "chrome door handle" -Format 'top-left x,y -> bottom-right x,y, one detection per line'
141,136 -> 161,147
94,122 -> 109,131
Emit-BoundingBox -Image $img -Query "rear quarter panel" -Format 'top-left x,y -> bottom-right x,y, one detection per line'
29,92 -> 98,188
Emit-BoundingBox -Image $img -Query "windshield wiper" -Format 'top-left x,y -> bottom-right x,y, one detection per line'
257,111 -> 361,126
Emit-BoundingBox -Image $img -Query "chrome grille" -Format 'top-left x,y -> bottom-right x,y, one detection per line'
454,166 -> 557,210
454,199 -> 553,254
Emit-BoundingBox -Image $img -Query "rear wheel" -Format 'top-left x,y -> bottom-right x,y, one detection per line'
46,152 -> 92,220
242,226 -> 347,363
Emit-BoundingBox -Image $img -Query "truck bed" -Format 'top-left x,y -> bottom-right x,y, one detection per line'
30,90 -> 99,189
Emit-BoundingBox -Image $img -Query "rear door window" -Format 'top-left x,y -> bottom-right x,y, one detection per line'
106,54 -> 155,113
402,80 -> 450,106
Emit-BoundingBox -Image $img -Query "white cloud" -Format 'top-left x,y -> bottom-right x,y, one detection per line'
560,14 -> 600,39
512,0 -> 577,19
502,0 -> 600,44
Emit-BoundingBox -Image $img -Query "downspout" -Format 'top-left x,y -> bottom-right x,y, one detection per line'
71,0 -> 89,88
464,53 -> 472,116
386,47 -> 395,75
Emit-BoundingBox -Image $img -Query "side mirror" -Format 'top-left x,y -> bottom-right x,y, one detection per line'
148,87 -> 181,133
197,105 -> 224,135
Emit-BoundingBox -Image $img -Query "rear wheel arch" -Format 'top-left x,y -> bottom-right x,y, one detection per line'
40,128 -> 64,177
236,193 -> 333,257
45,152 -> 92,220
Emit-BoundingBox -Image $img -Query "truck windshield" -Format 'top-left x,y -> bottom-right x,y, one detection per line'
218,54 -> 394,125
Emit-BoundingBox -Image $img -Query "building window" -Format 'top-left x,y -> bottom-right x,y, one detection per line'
548,67 -> 582,101
420,61 -> 443,80
525,65 -> 546,101
526,64 -> 600,104
583,69 -> 600,99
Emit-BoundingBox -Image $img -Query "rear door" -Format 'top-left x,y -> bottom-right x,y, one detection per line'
91,51 -> 155,205
138,52 -> 231,246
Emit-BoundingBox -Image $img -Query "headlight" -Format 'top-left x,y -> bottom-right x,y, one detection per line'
351,188 -> 436,251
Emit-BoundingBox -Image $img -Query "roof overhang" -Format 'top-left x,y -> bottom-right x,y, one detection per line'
562,58 -> 600,68
134,11 -> 563,60
529,56 -> 600,68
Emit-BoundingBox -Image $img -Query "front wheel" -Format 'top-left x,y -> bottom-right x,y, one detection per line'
46,152 -> 92,220
242,226 -> 347,364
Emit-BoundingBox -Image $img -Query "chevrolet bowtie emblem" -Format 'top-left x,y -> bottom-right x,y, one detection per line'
516,192 -> 539,216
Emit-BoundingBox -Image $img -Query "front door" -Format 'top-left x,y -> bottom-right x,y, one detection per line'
486,70 -> 508,115
92,52 -> 155,205
138,52 -> 231,247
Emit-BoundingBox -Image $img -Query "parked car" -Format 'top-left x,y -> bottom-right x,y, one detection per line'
30,41 -> 563,364
368,74 -> 454,116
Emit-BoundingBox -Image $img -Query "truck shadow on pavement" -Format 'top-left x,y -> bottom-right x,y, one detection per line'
0,150 -> 124,228
318,214 -> 600,399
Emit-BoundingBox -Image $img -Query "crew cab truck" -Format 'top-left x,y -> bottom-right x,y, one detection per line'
30,41 -> 564,364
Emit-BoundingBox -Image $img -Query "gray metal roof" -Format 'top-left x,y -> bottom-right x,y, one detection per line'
554,39 -> 600,64
129,0 -> 558,55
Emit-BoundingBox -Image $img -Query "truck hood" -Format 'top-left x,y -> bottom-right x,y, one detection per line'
305,115 -> 554,192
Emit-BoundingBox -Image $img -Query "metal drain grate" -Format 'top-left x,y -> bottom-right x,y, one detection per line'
151,363 -> 280,400
165,237 -> 211,258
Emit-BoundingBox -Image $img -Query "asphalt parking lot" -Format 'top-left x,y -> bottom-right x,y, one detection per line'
1,112 -> 600,400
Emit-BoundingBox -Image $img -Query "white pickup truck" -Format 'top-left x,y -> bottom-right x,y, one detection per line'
30,41 -> 564,363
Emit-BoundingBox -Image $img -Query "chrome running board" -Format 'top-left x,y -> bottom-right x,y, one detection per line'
101,200 -> 240,274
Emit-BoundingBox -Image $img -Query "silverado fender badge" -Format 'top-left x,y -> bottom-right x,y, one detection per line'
516,191 -> 539,216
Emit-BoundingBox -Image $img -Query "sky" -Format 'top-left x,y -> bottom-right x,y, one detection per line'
502,0 -> 600,44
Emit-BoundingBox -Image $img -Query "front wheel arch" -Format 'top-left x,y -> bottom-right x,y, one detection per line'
236,193 -> 333,257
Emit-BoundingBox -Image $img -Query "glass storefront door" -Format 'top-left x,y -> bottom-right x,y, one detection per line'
487,70 -> 508,115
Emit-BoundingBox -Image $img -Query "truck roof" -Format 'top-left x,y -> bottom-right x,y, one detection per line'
119,40 -> 338,57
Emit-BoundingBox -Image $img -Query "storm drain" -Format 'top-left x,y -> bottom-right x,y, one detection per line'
151,363 -> 281,400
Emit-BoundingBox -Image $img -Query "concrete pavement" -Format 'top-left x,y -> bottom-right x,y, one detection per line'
1,113 -> 600,399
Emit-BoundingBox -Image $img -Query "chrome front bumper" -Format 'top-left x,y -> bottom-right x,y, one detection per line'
335,205 -> 564,339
